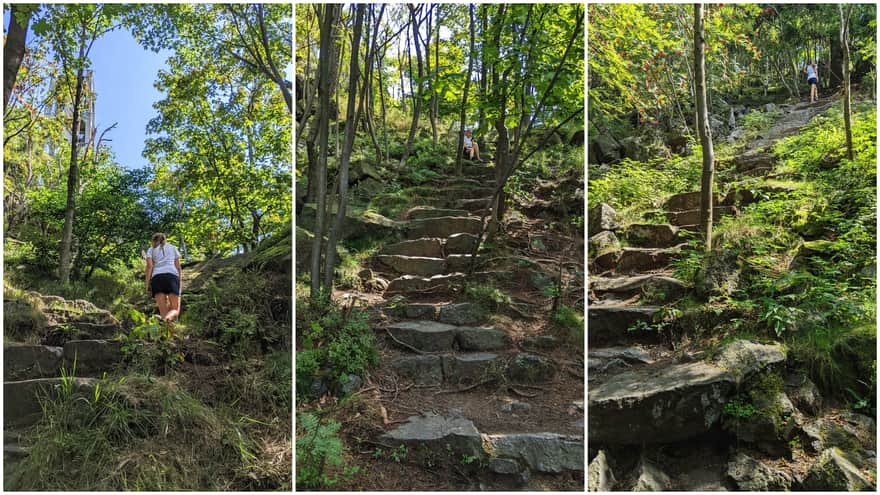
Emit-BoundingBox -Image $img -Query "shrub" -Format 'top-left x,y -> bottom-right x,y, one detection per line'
295,412 -> 358,489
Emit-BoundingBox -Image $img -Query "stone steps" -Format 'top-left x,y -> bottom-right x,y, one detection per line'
4,377 -> 100,427
405,207 -> 471,220
407,216 -> 484,239
664,191 -> 726,212
666,206 -> 738,227
385,320 -> 512,352
587,305 -> 662,346
379,413 -> 582,479
454,197 -> 493,212
622,224 -> 681,248
376,255 -> 448,277
5,339 -> 123,381
591,274 -> 688,302
587,346 -> 655,375
594,245 -> 687,274
385,273 -> 466,296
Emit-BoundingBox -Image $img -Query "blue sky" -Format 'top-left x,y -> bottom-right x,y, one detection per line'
88,28 -> 171,170
4,10 -> 170,170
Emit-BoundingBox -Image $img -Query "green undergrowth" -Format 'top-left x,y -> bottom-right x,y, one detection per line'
621,102 -> 876,408
295,295 -> 378,401
5,374 -> 282,491
588,105 -> 783,222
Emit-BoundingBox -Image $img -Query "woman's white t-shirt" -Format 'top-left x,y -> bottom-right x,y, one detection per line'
806,65 -> 817,80
147,243 -> 180,278
463,135 -> 474,148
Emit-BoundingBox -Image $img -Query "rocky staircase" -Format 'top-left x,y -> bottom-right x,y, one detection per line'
587,97 -> 876,491
3,293 -> 124,465
367,162 -> 584,488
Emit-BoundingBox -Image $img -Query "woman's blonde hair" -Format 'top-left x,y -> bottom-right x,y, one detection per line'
151,233 -> 167,258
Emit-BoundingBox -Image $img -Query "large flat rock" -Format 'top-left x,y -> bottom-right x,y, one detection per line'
407,216 -> 483,239
484,433 -> 584,473
376,255 -> 447,276
4,344 -> 62,380
588,361 -> 733,444
5,377 -> 99,427
385,321 -> 457,352
379,238 -> 444,258
380,413 -> 483,458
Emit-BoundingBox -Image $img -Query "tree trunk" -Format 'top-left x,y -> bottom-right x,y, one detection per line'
59,27 -> 88,285
324,5 -> 365,290
455,5 -> 476,175
398,5 -> 424,168
841,4 -> 853,161
310,4 -> 340,298
694,3 -> 714,251
4,4 -> 32,110
477,5 -> 488,150
425,5 -> 437,146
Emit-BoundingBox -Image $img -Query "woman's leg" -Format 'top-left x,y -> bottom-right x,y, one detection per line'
154,293 -> 169,319
165,294 -> 181,321
473,141 -> 481,160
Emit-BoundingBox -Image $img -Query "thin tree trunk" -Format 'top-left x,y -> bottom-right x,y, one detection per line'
310,4 -> 339,298
455,5 -> 476,175
840,4 -> 853,161
425,5 -> 437,146
398,5 -> 425,168
59,25 -> 89,284
324,4 -> 365,290
4,4 -> 32,109
477,4 -> 488,149
694,3 -> 714,251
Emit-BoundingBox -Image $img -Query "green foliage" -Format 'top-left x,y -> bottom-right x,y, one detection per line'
723,397 -> 757,418
464,283 -> 511,311
295,412 -> 358,489
588,155 -> 701,216
296,297 -> 378,399
7,375 -> 258,490
184,266 -> 289,357
552,304 -> 585,349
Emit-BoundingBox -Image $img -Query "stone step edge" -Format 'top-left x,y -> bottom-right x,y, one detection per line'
380,414 -> 583,476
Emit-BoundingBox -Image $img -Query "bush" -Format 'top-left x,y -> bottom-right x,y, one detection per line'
295,297 -> 378,399
295,412 -> 358,489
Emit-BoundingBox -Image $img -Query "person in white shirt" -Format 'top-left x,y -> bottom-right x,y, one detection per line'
145,232 -> 182,321
806,61 -> 818,103
463,129 -> 485,162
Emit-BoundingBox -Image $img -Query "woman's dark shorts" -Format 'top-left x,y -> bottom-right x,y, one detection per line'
151,273 -> 180,296
808,77 -> 818,85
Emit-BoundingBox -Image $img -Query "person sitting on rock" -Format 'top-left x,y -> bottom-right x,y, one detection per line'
463,129 -> 486,162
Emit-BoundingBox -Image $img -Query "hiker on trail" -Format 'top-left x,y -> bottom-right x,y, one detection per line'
463,129 -> 485,162
145,233 -> 182,321
806,61 -> 819,103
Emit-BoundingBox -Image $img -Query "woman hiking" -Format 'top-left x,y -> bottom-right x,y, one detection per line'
806,61 -> 819,103
145,233 -> 182,321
